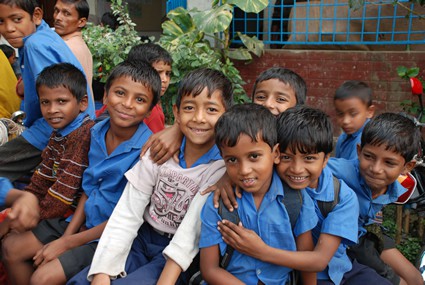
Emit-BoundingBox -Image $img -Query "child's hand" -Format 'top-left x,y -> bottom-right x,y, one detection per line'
201,172 -> 241,210
8,192 -> 40,232
91,273 -> 111,285
33,237 -> 69,267
140,124 -> 182,164
218,220 -> 267,260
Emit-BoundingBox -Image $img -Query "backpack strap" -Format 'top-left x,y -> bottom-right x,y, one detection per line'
218,198 -> 240,269
282,184 -> 303,229
318,176 -> 340,218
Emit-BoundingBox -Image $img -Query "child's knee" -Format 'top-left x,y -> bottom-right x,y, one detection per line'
30,268 -> 50,285
2,234 -> 21,263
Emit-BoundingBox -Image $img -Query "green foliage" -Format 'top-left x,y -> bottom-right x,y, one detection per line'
82,0 -> 142,82
396,66 -> 424,121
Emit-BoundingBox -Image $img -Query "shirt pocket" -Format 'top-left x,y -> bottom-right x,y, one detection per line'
266,223 -> 296,250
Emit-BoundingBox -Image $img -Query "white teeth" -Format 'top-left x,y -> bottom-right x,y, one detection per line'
289,176 -> 306,181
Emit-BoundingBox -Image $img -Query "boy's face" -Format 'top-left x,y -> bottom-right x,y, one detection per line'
8,52 -> 16,65
0,4 -> 42,48
38,85 -> 88,130
151,60 -> 171,96
276,148 -> 329,189
104,76 -> 153,130
221,134 -> 280,196
357,144 -> 415,196
173,87 -> 225,152
253,78 -> 297,116
53,0 -> 86,37
334,97 -> 374,135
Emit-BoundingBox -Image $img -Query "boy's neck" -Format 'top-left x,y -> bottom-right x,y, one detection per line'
105,123 -> 138,155
371,187 -> 388,199
183,139 -> 215,168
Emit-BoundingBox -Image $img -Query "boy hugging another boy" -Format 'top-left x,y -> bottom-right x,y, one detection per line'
334,81 -> 375,160
0,63 -> 94,236
2,61 -> 160,285
200,103 -> 318,285
68,68 -> 233,285
328,113 -> 423,285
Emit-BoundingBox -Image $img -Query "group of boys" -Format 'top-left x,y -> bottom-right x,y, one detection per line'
0,1 -> 423,285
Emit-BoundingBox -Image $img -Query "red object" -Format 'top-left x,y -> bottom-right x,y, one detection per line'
395,173 -> 417,204
410,77 -> 423,96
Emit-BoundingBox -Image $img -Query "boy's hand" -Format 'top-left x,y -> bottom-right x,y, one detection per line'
91,273 -> 111,285
218,220 -> 266,260
8,192 -> 40,232
33,237 -> 69,267
201,172 -> 241,210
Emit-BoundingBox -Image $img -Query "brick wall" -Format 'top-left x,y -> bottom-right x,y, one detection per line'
233,50 -> 425,135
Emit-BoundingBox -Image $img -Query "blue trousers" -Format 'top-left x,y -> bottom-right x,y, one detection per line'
67,222 -> 187,285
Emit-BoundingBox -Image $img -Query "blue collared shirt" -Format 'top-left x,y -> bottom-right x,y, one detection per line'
327,158 -> 406,236
306,165 -> 359,285
0,177 -> 13,206
335,119 -> 370,160
178,137 -> 222,168
20,20 -> 94,150
79,118 -> 152,229
200,171 -> 317,285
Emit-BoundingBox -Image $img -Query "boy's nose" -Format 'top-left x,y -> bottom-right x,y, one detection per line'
239,161 -> 252,175
370,161 -> 383,174
193,109 -> 206,122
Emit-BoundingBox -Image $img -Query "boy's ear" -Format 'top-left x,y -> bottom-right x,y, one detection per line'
78,94 -> 89,112
357,144 -> 362,157
402,160 -> 417,175
77,17 -> 87,29
322,153 -> 330,169
172,104 -> 180,124
32,7 -> 43,26
102,90 -> 108,105
272,144 -> 280,164
366,104 -> 375,119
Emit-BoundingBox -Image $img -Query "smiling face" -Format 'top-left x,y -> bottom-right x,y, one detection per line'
253,78 -> 297,116
53,0 -> 86,37
38,85 -> 87,130
357,143 -> 414,197
334,97 -> 374,135
221,134 -> 280,197
173,87 -> 226,153
104,75 -> 153,131
276,147 -> 329,190
151,60 -> 171,96
0,4 -> 42,48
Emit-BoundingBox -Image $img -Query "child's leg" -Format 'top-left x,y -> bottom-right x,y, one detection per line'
2,231 -> 43,285
380,248 -> 423,285
342,259 -> 392,285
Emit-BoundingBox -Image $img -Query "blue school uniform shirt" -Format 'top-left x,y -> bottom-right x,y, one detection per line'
306,165 -> 359,285
327,158 -> 406,236
80,118 -> 152,229
335,119 -> 369,160
199,171 -> 318,285
20,20 -> 95,151
178,137 -> 222,167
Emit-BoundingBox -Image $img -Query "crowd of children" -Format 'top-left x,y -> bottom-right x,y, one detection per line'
0,0 -> 423,285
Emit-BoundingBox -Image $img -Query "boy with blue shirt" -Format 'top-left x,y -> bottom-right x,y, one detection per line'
2,61 -> 160,284
68,68 -> 233,285
334,81 -> 375,160
217,106 -> 390,285
0,0 -> 95,182
200,103 -> 318,285
328,113 -> 423,285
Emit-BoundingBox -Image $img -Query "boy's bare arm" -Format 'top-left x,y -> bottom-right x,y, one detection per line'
296,231 -> 317,285
63,192 -> 88,236
200,245 -> 244,285
8,190 -> 40,232
157,259 -> 183,285
140,123 -> 183,164
91,273 -> 111,285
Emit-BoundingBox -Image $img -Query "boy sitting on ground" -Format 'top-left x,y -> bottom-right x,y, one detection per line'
0,63 -> 94,236
200,103 -> 318,285
2,60 -> 160,285
328,113 -> 423,285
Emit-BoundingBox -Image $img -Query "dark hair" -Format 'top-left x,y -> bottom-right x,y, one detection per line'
101,11 -> 118,30
0,44 -> 15,59
361,112 -> 421,162
0,0 -> 39,15
127,43 -> 172,66
277,105 -> 333,155
175,68 -> 233,110
252,67 -> 307,105
36,62 -> 87,102
57,0 -> 89,19
215,103 -> 277,151
334,80 -> 372,106
105,60 -> 161,110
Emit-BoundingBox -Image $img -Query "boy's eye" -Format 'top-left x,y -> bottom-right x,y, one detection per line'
182,106 -> 194,111
305,156 -> 316,161
350,112 -> 359,117
13,17 -> 22,23
207,107 -> 218,113
276,96 -> 288,103
362,153 -> 373,160
254,94 -> 266,101
115,90 -> 124,96
226,157 -> 237,164
249,153 -> 260,160
280,155 -> 291,160
58,99 -> 67,104
40,100 -> 48,105
165,72 -> 171,77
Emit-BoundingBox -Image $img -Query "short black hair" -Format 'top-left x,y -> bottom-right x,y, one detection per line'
105,60 -> 161,110
127,43 -> 172,66
277,105 -> 333,155
36,63 -> 87,102
215,103 -> 277,151
56,0 -> 89,19
0,0 -> 39,15
334,80 -> 372,106
101,11 -> 118,30
175,68 -> 233,111
0,44 -> 15,59
361,112 -> 421,162
252,67 -> 307,105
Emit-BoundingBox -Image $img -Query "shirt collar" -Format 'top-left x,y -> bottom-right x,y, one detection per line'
306,166 -> 335,201
351,119 -> 370,138
56,113 -> 89,137
178,137 -> 222,168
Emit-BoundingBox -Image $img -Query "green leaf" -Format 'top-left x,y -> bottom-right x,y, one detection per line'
396,66 -> 408,77
166,7 -> 194,33
162,20 -> 185,37
238,32 -> 264,57
225,49 -> 253,60
192,4 -> 233,33
348,0 -> 365,11
406,67 -> 420,78
227,0 -> 268,13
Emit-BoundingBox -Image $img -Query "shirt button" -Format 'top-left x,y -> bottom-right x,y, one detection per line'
257,269 -> 261,275
98,178 -> 103,183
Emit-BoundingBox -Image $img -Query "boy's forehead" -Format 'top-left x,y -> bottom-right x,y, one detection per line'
180,88 -> 225,105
